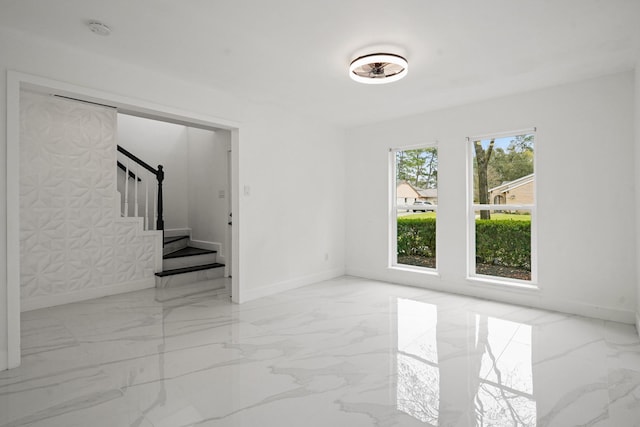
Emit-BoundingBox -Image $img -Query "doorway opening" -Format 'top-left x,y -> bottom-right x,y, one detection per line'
116,113 -> 233,290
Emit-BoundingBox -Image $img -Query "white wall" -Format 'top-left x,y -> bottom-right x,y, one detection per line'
346,71 -> 636,323
239,112 -> 346,300
187,127 -> 230,250
19,92 -> 161,311
0,26 -> 346,370
117,114 -> 190,230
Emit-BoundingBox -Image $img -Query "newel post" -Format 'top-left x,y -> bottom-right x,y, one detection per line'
156,165 -> 164,235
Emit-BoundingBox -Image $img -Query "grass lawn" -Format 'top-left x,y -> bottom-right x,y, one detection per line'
402,212 -> 437,219
477,213 -> 531,221
402,212 -> 531,221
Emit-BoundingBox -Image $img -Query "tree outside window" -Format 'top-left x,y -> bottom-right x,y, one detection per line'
470,133 -> 535,283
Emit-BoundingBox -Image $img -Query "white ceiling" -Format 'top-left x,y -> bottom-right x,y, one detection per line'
1,0 -> 639,128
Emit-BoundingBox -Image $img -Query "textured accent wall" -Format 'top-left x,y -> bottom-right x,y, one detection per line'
19,92 -> 161,309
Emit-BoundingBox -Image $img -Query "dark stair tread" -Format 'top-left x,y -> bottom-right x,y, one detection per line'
155,263 -> 225,277
164,235 -> 189,244
164,246 -> 217,259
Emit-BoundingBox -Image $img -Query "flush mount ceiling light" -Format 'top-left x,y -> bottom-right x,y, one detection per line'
87,20 -> 112,36
349,53 -> 408,84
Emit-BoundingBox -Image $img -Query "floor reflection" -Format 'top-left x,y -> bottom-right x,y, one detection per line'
476,316 -> 535,426
397,298 -> 439,424
397,298 -> 536,426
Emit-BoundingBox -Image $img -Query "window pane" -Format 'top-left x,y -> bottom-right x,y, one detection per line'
397,211 -> 436,268
396,148 -> 438,193
472,134 -> 534,205
475,209 -> 531,281
395,147 -> 438,269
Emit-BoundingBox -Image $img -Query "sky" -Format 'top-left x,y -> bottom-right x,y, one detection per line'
479,136 -> 517,151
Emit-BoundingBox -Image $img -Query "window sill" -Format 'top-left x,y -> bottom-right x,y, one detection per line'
388,265 -> 440,277
467,275 -> 539,291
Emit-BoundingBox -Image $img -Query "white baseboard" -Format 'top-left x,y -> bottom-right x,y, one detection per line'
21,277 -> 156,312
345,268 -> 636,324
164,228 -> 191,238
189,239 -> 220,252
240,268 -> 345,303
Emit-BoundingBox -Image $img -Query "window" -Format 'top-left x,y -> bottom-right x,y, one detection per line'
468,131 -> 536,285
391,145 -> 438,270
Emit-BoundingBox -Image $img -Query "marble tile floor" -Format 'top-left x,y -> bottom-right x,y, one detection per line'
1,276 -> 639,427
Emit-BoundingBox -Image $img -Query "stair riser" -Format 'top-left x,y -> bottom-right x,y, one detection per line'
163,253 -> 217,270
155,267 -> 225,289
163,238 -> 188,256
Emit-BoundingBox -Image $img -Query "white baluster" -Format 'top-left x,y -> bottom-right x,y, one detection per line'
134,163 -> 139,218
153,183 -> 158,231
145,174 -> 149,230
123,157 -> 129,217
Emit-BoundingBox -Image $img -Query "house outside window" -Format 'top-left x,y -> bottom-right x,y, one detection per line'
468,130 -> 537,286
391,145 -> 438,271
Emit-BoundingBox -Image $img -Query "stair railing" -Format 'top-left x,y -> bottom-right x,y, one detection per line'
116,145 -> 164,233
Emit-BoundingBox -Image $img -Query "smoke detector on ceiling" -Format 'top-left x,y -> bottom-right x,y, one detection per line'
87,21 -> 112,36
349,53 -> 408,84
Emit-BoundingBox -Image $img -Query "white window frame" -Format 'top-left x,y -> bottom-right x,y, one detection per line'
389,143 -> 439,273
466,129 -> 538,288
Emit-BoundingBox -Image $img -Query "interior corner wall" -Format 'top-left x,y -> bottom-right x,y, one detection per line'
346,71 -> 636,323
19,92 -> 160,311
186,127 -> 230,250
116,114 -> 190,230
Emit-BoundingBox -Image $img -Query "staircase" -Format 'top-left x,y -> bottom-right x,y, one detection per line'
155,235 -> 225,288
116,145 -> 227,289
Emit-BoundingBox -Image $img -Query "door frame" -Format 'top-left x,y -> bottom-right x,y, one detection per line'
225,148 -> 233,279
5,70 -> 242,369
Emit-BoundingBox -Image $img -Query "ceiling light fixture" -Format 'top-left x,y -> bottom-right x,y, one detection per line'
87,20 -> 112,36
349,53 -> 408,84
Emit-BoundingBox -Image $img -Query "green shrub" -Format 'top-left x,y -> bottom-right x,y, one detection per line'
397,217 -> 436,258
396,217 -> 531,270
475,220 -> 530,270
